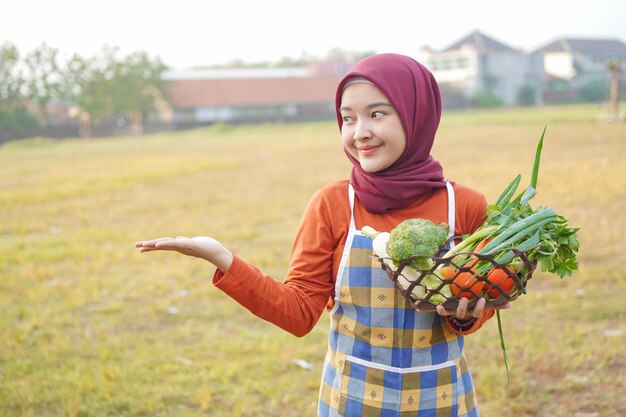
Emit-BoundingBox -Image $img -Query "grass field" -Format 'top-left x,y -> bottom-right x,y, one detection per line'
1,104 -> 625,417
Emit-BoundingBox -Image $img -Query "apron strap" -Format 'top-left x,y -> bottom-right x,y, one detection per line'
445,180 -> 456,241
332,183 -> 358,310
348,183 -> 356,231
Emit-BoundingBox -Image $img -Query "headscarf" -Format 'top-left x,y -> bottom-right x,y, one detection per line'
335,53 -> 446,213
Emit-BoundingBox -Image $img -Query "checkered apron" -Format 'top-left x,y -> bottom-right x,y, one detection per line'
318,182 -> 479,417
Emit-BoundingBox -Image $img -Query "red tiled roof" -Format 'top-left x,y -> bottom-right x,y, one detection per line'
165,76 -> 342,108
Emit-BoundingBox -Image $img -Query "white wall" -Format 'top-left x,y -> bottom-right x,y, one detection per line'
483,52 -> 532,105
420,46 -> 545,106
544,52 -> 575,79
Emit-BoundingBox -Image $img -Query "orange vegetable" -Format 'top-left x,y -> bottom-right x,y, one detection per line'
442,238 -> 493,299
439,266 -> 457,281
485,267 -> 517,298
440,237 -> 506,300
462,237 -> 493,269
473,237 -> 492,252
450,271 -> 484,299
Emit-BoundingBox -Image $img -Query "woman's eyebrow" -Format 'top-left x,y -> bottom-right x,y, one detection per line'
340,102 -> 393,112
366,102 -> 393,109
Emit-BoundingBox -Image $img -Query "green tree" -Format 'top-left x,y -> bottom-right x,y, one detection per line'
60,53 -> 102,138
66,46 -> 168,133
78,46 -> 119,125
23,43 -> 63,126
0,41 -> 24,111
60,53 -> 88,108
0,41 -> 39,132
110,50 -> 169,133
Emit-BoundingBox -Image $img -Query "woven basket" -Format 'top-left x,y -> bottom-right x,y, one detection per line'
372,240 -> 539,312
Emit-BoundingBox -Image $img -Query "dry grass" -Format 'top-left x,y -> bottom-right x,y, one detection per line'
1,105 -> 624,416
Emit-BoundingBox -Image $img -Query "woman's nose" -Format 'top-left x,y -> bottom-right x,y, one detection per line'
353,119 -> 372,142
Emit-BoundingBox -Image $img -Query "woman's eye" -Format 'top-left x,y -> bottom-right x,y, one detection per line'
342,115 -> 353,122
372,111 -> 385,118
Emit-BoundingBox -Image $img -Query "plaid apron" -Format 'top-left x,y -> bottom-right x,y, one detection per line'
318,182 -> 479,417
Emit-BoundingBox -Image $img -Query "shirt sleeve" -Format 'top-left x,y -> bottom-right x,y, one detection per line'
212,188 -> 337,337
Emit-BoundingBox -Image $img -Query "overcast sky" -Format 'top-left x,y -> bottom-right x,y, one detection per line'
3,0 -> 626,70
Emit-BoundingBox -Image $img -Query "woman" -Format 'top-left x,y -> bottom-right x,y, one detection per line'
136,53 -> 505,416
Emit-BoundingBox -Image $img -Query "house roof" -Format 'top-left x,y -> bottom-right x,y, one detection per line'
534,38 -> 626,54
443,30 -> 517,53
165,76 -> 342,108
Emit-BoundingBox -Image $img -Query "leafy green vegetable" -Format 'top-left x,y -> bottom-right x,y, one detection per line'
444,126 -> 580,279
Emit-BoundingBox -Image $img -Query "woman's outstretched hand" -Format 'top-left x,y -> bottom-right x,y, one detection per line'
435,297 -> 510,321
134,236 -> 234,272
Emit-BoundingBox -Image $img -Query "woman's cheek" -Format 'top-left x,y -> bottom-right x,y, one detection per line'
341,129 -> 355,150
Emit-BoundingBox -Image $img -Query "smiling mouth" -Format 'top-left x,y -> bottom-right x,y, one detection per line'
357,144 -> 381,152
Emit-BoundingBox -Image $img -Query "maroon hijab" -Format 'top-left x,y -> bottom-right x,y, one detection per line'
335,53 -> 446,213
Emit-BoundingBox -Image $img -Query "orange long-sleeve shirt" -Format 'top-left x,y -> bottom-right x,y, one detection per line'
213,179 -> 494,337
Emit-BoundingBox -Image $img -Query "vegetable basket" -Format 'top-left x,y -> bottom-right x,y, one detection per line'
372,239 -> 539,312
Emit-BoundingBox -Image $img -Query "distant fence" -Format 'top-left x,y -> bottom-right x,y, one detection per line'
0,115 -> 341,145
0,125 -> 79,143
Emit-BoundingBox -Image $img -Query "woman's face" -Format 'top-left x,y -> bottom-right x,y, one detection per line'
339,82 -> 406,173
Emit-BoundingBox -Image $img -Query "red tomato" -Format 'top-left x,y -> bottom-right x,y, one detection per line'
485,267 -> 517,298
450,271 -> 484,299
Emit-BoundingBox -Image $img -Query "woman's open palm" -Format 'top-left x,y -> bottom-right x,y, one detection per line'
135,236 -> 233,271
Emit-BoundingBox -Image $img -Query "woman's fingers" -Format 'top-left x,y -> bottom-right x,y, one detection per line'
155,237 -> 192,250
455,297 -> 469,318
135,237 -> 174,248
435,297 -> 468,317
435,297 -> 489,320
470,297 -> 486,318
135,236 -> 215,257
134,236 -> 232,268
135,237 -> 193,252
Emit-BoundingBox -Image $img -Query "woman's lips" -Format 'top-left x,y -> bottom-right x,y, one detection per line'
357,144 -> 381,154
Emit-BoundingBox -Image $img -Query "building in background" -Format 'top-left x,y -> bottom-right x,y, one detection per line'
415,30 -> 546,107
162,32 -> 626,127
532,38 -> 626,102
5,33 -> 624,143
162,63 -> 347,126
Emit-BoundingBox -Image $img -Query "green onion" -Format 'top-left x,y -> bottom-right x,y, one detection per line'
477,209 -> 556,254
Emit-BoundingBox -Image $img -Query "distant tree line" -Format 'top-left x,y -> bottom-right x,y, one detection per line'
0,43 -> 376,139
0,41 -> 169,137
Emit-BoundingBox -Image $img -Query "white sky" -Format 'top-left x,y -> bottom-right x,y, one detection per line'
3,0 -> 626,70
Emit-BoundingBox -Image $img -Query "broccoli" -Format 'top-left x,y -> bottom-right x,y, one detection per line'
386,218 -> 450,271
363,221 -> 452,305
